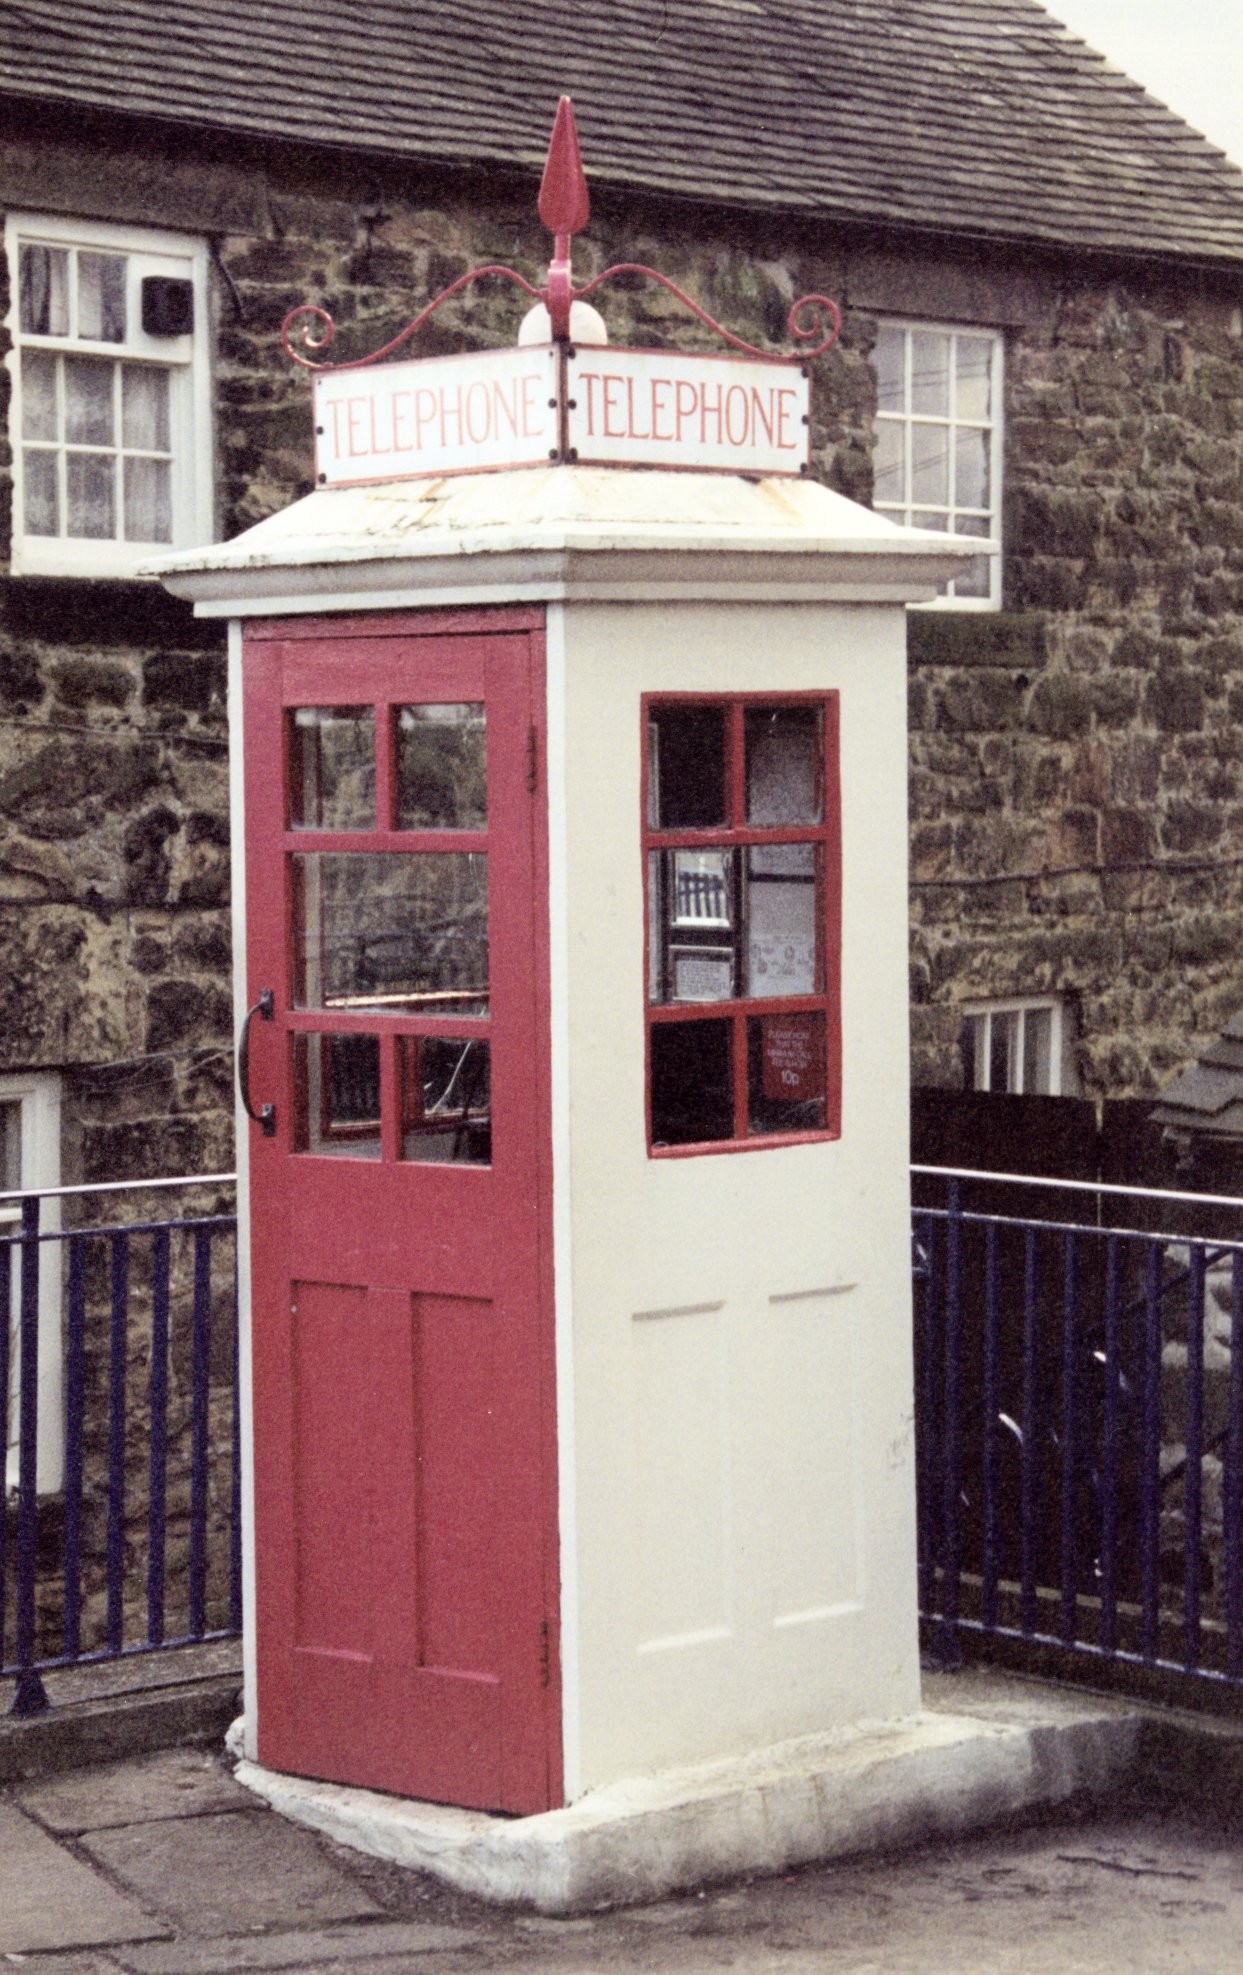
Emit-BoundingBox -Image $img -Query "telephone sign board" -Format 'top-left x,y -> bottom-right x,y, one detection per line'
312,342 -> 809,487
314,347 -> 560,486
565,347 -> 809,476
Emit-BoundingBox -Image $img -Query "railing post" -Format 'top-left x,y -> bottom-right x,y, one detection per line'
11,1195 -> 49,1717
1183,1242 -> 1206,1671
1059,1230 -> 1080,1646
938,1179 -> 964,1668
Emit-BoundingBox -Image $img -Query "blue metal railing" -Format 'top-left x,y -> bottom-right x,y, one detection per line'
913,1166 -> 1243,1696
4,1176 -> 240,1716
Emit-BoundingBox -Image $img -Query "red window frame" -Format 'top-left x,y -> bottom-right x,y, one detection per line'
642,691 -> 842,1156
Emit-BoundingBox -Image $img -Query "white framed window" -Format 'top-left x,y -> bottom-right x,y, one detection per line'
873,320 -> 1003,608
960,997 -> 1074,1096
2,1073 -> 62,1495
5,214 -> 212,579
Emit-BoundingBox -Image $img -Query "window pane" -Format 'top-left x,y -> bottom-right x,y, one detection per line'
956,337 -> 993,421
22,452 -> 58,536
873,419 -> 905,503
78,252 -> 126,342
746,705 -> 822,825
123,456 -> 171,542
911,423 -> 948,505
650,1018 -> 733,1147
64,356 -> 114,446
960,1015 -> 979,1091
288,708 -> 375,831
748,1012 -> 826,1136
396,704 -> 486,830
66,452 -> 115,539
19,245 -> 68,335
874,326 -> 905,413
648,704 -> 726,828
292,1032 -> 382,1160
122,366 -> 170,451
0,1100 -> 22,1191
650,848 -> 735,1005
293,851 -> 488,1017
1024,1008 -> 1053,1094
954,427 -> 990,511
746,844 -> 820,997
991,1011 -> 1016,1094
951,518 -> 991,599
399,1036 -> 490,1164
911,331 -> 950,416
21,351 -> 57,441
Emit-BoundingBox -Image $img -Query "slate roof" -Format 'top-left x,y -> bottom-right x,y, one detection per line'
1152,1012 -> 1243,1141
1,1 -> 1242,268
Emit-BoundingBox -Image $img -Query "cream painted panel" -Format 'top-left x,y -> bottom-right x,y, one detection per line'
555,599 -> 922,1792
631,1301 -> 732,1653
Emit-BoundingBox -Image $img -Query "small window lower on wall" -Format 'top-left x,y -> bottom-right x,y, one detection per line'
2,1072 -> 63,1495
644,697 -> 841,1154
960,997 -> 1073,1096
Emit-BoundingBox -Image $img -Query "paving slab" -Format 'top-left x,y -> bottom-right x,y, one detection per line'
81,1809 -> 385,1936
17,1746 -> 250,1832
0,1800 -> 169,1955
113,1918 -> 481,1973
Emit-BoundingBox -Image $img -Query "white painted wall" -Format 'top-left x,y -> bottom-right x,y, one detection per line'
554,600 -> 920,1797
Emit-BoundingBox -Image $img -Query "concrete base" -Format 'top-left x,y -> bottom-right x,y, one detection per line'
232,1697 -> 1142,1913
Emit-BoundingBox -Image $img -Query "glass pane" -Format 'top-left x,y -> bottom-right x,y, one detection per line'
912,509 -> 950,535
745,844 -> 820,997
960,1016 -> 979,1092
956,337 -> 993,421
951,518 -> 991,599
22,450 -> 58,536
288,708 -> 375,831
746,705 -> 822,825
911,331 -> 950,416
293,851 -> 488,1016
748,1012 -> 826,1136
874,326 -> 905,413
650,848 -> 735,1005
650,1018 -> 733,1147
19,244 -> 68,335
64,356 -> 114,446
292,1032 -> 381,1159
648,704 -> 726,828
21,351 -> 57,441
990,1011 -> 1016,1094
911,423 -> 948,505
873,419 -> 905,503
396,704 -> 486,830
0,1100 -> 22,1191
1024,1008 -> 1053,1094
78,252 -> 126,342
123,456 -> 171,543
954,427 -> 990,511
66,452 -> 115,539
122,366 -> 170,451
399,1036 -> 490,1164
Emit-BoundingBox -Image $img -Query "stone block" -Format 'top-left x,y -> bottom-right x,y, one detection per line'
1027,672 -> 1092,740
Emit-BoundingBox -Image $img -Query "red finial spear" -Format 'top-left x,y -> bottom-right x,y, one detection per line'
539,96 -> 589,339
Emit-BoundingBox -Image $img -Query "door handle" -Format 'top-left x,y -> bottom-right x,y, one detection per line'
238,989 -> 277,1138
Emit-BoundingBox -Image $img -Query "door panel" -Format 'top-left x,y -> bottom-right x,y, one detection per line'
243,617 -> 557,1814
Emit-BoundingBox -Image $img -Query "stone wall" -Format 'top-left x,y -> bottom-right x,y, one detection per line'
0,107 -> 1242,1657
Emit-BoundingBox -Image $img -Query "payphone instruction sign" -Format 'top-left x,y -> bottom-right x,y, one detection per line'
313,344 -> 810,486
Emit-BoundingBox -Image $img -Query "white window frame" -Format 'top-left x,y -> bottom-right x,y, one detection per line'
2,1072 -> 62,1495
5,213 -> 212,579
873,318 -> 1004,610
960,996 -> 1074,1097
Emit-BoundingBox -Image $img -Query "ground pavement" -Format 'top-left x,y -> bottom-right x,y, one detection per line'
4,1739 -> 1243,1975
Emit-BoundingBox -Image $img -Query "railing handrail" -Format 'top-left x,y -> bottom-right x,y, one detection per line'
912,1163 -> 1243,1215
0,1171 -> 237,1206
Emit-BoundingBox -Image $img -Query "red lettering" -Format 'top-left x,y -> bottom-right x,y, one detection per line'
650,376 -> 671,442
700,382 -> 724,446
391,391 -> 413,452
675,378 -> 698,441
625,375 -> 652,441
327,399 -> 349,459
521,371 -> 541,436
413,388 -> 438,449
602,373 -> 626,439
465,381 -> 491,446
346,396 -> 369,457
494,377 -> 520,440
749,387 -> 774,449
439,385 -> 464,449
725,384 -> 749,447
776,387 -> 798,453
368,393 -> 393,456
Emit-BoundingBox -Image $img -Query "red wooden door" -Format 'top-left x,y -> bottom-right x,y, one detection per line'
241,611 -> 559,1815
